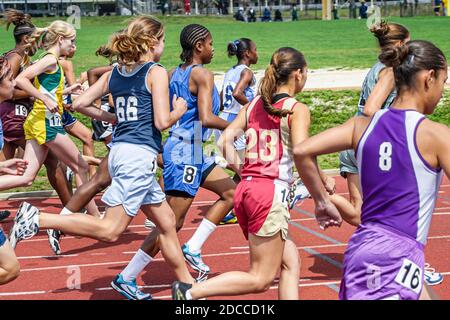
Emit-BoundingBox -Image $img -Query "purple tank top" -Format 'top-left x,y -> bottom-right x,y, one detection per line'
356,109 -> 443,244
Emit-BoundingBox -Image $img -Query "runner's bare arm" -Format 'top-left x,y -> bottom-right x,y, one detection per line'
218,106 -> 247,175
363,67 -> 395,116
73,71 -> 115,123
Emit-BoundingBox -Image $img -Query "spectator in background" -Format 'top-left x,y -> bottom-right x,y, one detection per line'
184,0 -> 191,15
292,5 -> 299,21
434,0 -> 441,15
262,7 -> 272,21
442,0 -> 448,15
247,6 -> 257,22
359,0 -> 368,18
234,7 -> 246,21
274,8 -> 283,21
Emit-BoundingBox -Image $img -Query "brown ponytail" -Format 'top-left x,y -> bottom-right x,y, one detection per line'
107,16 -> 164,66
379,40 -> 447,94
370,21 -> 409,51
258,47 -> 306,118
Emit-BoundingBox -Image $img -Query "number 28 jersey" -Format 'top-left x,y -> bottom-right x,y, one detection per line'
357,108 -> 443,244
240,95 -> 297,184
109,62 -> 162,153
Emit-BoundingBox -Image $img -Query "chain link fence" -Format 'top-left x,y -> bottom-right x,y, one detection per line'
0,0 -> 446,18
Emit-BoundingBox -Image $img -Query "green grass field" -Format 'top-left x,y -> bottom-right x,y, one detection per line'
1,15 -> 450,73
0,15 -> 449,193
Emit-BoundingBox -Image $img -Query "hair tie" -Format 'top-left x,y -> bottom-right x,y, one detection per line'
407,54 -> 414,64
233,39 -> 240,50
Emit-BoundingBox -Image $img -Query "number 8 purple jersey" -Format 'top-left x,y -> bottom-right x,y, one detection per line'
356,108 -> 443,244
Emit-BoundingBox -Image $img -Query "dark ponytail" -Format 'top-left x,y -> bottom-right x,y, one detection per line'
227,38 -> 253,60
379,40 -> 447,93
259,47 -> 307,118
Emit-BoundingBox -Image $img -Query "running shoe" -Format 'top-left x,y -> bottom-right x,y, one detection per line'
424,263 -> 444,286
66,166 -> 74,183
172,281 -> 193,300
181,243 -> 210,281
144,218 -> 156,230
0,210 -> 11,222
9,202 -> 40,249
220,211 -> 237,225
214,155 -> 228,169
288,179 -> 311,210
47,229 -> 62,255
111,274 -> 152,300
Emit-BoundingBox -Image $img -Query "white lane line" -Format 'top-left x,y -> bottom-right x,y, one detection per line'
19,217 -> 310,244
433,212 -> 450,215
428,235 -> 450,240
0,276 -> 336,298
18,254 -> 78,260
0,291 -> 47,296
18,233 -> 449,265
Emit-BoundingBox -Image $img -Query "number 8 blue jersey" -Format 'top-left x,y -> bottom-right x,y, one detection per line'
109,62 -> 162,153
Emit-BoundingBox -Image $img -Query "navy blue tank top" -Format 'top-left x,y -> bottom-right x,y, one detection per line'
109,62 -> 162,152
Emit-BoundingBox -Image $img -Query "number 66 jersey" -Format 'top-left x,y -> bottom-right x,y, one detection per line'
109,62 -> 162,153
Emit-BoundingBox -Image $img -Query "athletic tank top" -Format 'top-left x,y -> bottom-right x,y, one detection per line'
1,49 -> 33,112
32,53 -> 65,117
108,61 -> 162,152
168,64 -> 220,143
241,95 -> 297,184
222,64 -> 256,114
357,61 -> 397,116
356,109 -> 443,244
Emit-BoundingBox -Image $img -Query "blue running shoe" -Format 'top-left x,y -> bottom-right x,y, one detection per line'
220,211 -> 237,225
181,243 -> 210,281
424,263 -> 443,286
110,274 -> 152,300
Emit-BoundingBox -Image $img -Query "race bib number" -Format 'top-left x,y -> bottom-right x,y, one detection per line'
394,258 -> 423,294
183,165 -> 198,185
274,182 -> 290,208
48,114 -> 62,127
15,104 -> 28,117
150,158 -> 157,174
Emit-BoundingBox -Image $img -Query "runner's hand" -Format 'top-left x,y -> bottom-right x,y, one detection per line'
323,176 -> 336,195
0,159 -> 28,176
172,95 -> 187,116
315,200 -> 342,230
43,95 -> 58,113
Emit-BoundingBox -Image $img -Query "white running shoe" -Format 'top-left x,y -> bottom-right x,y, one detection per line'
289,179 -> 311,209
9,202 -> 40,249
182,243 -> 210,282
144,218 -> 156,229
47,229 -> 62,255
424,263 -> 443,286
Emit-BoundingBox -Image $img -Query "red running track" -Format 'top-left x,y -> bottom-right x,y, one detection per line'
0,176 -> 449,300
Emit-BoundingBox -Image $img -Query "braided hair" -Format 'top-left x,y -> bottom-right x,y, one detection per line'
179,24 -> 211,63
